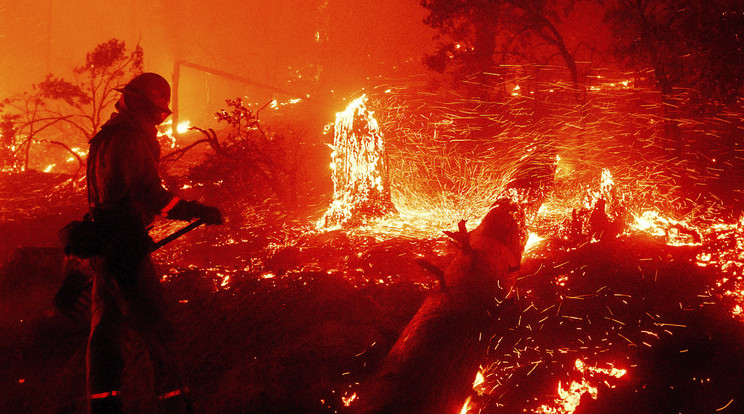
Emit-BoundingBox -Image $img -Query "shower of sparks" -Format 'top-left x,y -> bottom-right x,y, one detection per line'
50,67 -> 739,413
17,69 -> 735,413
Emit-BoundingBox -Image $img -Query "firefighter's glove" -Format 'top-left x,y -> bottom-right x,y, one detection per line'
198,204 -> 223,225
167,200 -> 223,225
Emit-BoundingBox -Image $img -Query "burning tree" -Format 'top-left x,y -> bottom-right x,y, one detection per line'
319,95 -> 397,228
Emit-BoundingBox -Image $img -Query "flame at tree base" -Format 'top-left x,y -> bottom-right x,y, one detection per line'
319,95 -> 397,229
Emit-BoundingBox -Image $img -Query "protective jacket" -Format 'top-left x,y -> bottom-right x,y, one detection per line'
87,109 -> 173,231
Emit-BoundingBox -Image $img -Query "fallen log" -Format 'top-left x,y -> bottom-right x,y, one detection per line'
352,199 -> 525,413
352,147 -> 554,413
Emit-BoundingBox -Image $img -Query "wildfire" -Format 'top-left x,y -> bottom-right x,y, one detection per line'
146,76 -> 744,413
315,131 -> 743,412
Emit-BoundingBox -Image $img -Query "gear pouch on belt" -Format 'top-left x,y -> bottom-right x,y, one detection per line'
59,214 -> 106,258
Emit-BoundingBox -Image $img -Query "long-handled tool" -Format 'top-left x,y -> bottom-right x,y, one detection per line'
54,219 -> 207,320
151,218 -> 206,251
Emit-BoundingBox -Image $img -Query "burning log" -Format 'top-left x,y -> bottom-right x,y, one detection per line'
351,147 -> 554,413
352,200 -> 525,413
320,95 -> 396,228
500,144 -> 557,220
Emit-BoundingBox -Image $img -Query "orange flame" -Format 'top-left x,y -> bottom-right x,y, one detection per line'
318,95 -> 396,228
535,359 -> 626,414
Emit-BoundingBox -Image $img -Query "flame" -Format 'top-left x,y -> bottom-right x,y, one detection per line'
318,94 -> 396,228
306,80 -> 744,413
270,98 -> 303,109
473,370 -> 485,388
599,169 -> 614,196
535,359 -> 625,414
460,396 -> 472,414
548,380 -> 598,413
342,392 -> 357,407
628,210 -> 702,246
525,232 -> 544,251
157,120 -> 191,142
66,147 -> 86,162
575,359 -> 626,379
176,120 -> 191,134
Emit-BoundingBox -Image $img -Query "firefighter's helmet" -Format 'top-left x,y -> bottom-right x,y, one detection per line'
117,73 -> 171,115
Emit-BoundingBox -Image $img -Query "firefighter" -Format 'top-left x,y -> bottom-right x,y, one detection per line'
85,72 -> 221,413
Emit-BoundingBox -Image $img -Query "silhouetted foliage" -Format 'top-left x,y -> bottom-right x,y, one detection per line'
606,0 -> 744,107
420,0 -> 587,95
188,98 -> 308,209
0,39 -> 143,173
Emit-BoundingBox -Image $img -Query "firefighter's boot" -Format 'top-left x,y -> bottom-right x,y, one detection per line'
88,394 -> 124,414
158,389 -> 194,414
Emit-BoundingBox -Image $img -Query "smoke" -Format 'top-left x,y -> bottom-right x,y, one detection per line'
0,0 -> 435,125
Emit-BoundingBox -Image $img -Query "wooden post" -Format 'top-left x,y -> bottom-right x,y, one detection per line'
171,59 -> 181,138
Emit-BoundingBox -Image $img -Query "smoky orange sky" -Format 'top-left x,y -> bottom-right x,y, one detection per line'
0,0 -> 436,125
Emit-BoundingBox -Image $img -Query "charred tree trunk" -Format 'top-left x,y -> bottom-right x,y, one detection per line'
321,95 -> 397,228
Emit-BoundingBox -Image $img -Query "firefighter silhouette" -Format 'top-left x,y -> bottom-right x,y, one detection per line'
85,73 -> 221,414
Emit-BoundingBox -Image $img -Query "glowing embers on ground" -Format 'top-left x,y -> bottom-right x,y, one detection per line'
460,359 -> 627,414
318,95 -> 397,229
705,215 -> 744,321
622,206 -> 744,321
535,359 -> 627,414
630,209 -> 702,246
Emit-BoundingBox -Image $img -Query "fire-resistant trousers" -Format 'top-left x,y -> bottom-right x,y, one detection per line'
87,251 -> 183,408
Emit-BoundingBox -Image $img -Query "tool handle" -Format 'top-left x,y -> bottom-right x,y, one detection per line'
151,218 -> 207,251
